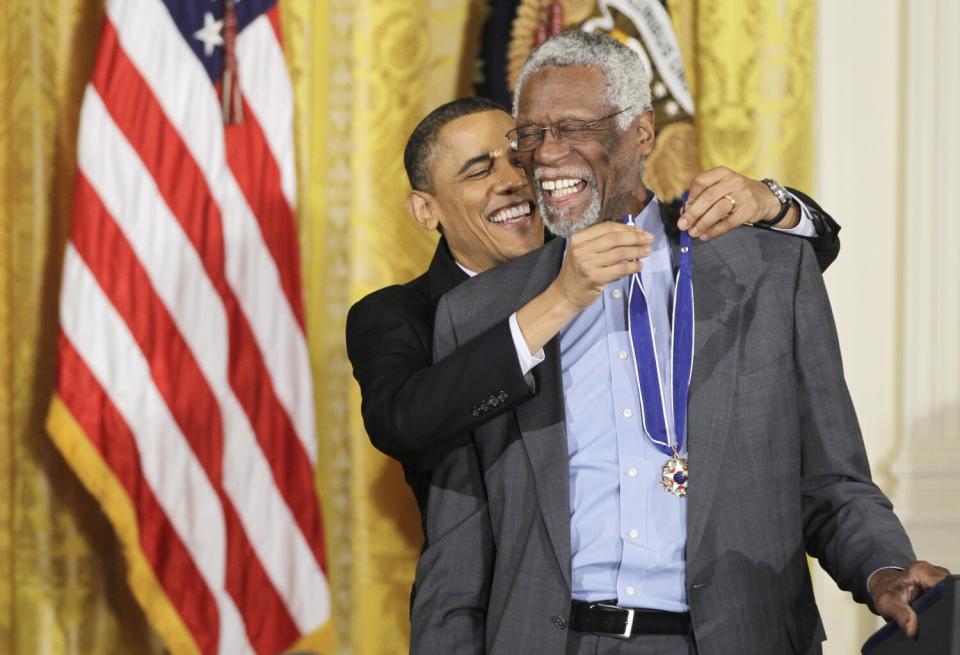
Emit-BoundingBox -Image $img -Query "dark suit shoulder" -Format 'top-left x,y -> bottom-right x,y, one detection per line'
346,272 -> 434,367
348,272 -> 431,327
707,224 -> 808,283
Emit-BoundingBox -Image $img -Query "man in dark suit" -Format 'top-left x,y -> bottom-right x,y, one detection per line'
410,33 -> 948,654
346,97 -> 841,529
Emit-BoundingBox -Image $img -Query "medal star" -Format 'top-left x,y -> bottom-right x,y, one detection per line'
194,12 -> 224,57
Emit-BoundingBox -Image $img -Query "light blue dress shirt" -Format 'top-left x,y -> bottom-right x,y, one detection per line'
562,197 -> 689,612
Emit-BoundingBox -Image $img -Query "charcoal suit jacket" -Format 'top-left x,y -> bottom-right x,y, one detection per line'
409,199 -> 911,655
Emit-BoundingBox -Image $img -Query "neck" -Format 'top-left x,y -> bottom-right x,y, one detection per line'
612,187 -> 652,218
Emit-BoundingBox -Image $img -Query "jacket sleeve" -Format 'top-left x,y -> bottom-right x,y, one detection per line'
346,291 -> 534,471
786,187 -> 842,273
409,295 -> 493,654
793,239 -> 915,605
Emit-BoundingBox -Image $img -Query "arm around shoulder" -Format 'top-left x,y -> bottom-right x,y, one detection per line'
346,291 -> 534,471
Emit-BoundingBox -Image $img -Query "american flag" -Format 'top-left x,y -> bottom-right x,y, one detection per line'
46,0 -> 331,653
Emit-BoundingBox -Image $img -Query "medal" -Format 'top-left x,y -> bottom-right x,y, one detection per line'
624,198 -> 694,497
660,446 -> 689,496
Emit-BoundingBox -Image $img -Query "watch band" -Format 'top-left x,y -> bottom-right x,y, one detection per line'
756,178 -> 792,227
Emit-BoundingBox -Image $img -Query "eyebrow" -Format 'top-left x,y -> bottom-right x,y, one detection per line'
456,153 -> 494,176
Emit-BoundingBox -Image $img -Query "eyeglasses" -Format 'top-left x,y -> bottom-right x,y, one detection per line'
506,107 -> 632,152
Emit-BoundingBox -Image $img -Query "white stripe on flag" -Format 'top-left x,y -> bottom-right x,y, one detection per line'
60,244 -> 254,655
237,13 -> 297,208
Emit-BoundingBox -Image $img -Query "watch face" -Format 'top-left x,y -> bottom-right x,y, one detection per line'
764,178 -> 788,204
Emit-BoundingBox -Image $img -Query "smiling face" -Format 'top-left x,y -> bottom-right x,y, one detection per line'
515,66 -> 655,237
408,110 -> 543,272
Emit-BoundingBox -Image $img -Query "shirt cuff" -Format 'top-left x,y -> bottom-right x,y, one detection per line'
772,193 -> 817,238
509,312 -> 545,378
867,566 -> 905,599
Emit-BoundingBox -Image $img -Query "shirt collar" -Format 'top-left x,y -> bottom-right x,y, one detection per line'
454,261 -> 478,278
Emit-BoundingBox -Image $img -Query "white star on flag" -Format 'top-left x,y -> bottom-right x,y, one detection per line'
193,12 -> 223,57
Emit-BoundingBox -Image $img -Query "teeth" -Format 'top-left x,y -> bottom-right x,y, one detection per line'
488,202 -> 531,224
542,178 -> 583,193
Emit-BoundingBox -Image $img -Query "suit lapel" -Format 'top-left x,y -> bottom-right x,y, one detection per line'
511,239 -> 573,589
675,237 -> 743,561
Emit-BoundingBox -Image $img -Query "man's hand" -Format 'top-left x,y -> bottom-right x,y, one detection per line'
515,221 -> 652,355
869,561 -> 951,638
678,167 -> 799,240
554,221 -> 653,311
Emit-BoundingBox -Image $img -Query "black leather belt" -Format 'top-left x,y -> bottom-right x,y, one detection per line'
569,600 -> 691,638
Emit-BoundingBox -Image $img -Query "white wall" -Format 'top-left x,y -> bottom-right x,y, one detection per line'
815,1 -> 960,652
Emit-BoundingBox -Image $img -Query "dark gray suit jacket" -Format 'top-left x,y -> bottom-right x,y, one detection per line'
411,214 -> 913,654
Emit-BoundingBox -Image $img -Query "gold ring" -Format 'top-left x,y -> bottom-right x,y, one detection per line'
723,193 -> 736,213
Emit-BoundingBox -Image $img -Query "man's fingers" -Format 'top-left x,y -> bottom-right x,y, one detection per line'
689,200 -> 736,239
571,220 -> 653,247
571,225 -> 653,253
888,603 -> 919,638
906,560 -> 951,587
686,166 -> 730,205
682,179 -> 741,232
570,244 -> 651,278
589,244 -> 652,268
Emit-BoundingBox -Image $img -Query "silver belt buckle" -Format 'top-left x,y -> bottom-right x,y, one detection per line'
593,603 -> 635,639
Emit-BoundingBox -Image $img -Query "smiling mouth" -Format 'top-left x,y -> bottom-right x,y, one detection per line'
486,201 -> 534,225
540,177 -> 588,200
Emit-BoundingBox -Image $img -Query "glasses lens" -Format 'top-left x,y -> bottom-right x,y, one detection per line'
555,119 -> 593,143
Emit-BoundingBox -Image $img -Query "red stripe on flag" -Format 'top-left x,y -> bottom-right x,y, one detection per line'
69,173 -> 302,654
266,6 -> 284,51
92,19 -> 327,572
56,332 -> 221,655
225,97 -> 305,328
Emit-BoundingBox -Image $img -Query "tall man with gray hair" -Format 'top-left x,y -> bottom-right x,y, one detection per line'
410,31 -> 948,654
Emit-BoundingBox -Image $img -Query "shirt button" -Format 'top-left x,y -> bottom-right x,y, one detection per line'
627,468 -> 638,478
625,586 -> 635,596
629,529 -> 639,539
612,289 -> 623,299
618,350 -> 628,360
623,409 -> 633,418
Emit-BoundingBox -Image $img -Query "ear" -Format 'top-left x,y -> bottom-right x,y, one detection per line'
630,109 -> 656,157
407,191 -> 439,231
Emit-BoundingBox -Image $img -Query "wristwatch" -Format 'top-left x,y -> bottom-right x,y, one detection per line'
756,178 -> 793,227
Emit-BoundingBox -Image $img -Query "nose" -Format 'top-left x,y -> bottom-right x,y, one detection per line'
533,128 -> 571,166
494,166 -> 528,194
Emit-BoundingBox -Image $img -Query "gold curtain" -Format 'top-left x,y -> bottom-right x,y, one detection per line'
295,1 -> 482,652
0,0 -> 165,651
672,0 -> 815,189
0,0 -> 811,654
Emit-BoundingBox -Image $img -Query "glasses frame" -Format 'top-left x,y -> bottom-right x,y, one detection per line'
506,106 -> 633,152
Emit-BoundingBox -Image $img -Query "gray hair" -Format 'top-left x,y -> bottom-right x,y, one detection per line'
513,31 -> 652,130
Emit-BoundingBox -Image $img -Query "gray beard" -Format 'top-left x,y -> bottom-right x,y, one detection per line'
535,179 -> 602,238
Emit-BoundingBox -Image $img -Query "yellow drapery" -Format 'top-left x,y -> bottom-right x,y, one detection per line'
0,1 -> 812,654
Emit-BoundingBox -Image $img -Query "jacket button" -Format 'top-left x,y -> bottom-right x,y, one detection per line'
472,407 -> 480,417
488,396 -> 499,407
498,391 -> 509,401
551,615 -> 567,629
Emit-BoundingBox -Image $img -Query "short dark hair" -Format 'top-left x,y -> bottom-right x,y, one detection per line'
404,96 -> 507,193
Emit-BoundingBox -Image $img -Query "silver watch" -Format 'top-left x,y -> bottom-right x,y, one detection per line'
759,178 -> 792,226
